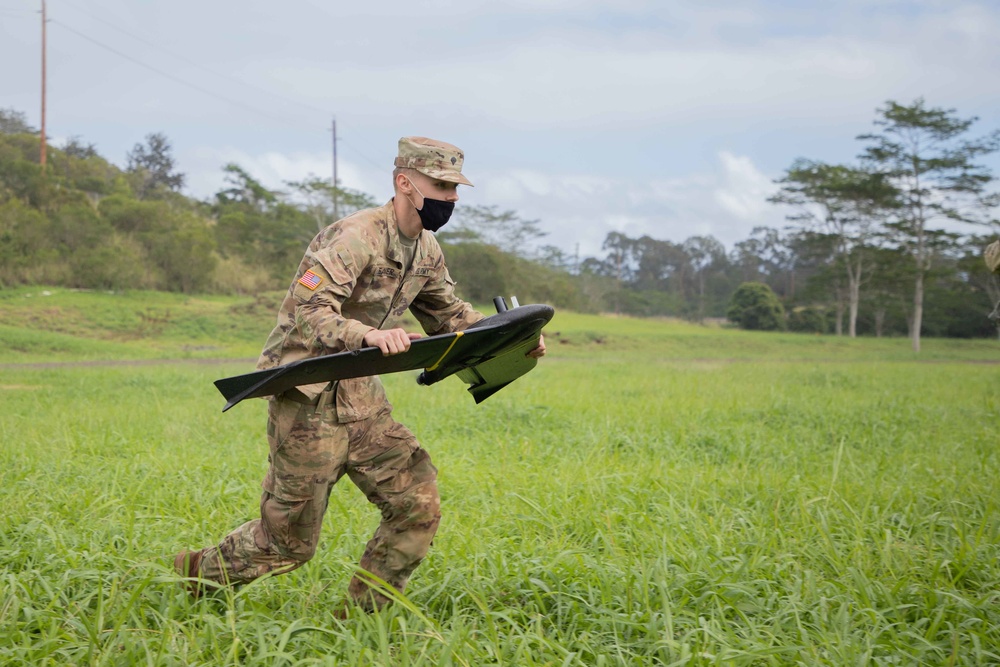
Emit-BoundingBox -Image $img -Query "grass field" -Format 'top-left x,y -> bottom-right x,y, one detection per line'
1,288 -> 998,665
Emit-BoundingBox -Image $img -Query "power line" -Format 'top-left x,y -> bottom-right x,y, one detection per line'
40,0 -> 47,166
46,10 -> 388,172
50,18 -> 320,129
341,137 -> 387,171
0,3 -> 35,20
51,0 -> 334,118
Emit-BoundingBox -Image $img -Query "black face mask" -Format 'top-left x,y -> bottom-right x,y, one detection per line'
408,180 -> 454,232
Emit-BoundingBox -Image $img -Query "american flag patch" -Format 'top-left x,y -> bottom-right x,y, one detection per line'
298,269 -> 322,290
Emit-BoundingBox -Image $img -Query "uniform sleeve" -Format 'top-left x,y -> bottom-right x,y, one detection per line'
986,239 -> 1000,274
410,263 -> 484,336
293,239 -> 375,352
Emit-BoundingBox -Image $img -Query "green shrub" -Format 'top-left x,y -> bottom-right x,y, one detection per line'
788,305 -> 828,333
727,281 -> 785,331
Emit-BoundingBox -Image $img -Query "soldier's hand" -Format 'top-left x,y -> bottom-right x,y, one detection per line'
364,328 -> 422,356
527,334 -> 546,359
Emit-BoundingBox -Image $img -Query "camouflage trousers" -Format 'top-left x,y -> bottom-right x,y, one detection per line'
195,388 -> 441,611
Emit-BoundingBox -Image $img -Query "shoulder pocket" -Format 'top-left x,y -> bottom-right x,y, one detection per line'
316,243 -> 356,286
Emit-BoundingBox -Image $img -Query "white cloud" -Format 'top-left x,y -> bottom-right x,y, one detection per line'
253,2 -> 1000,137
465,151 -> 784,259
713,151 -> 779,222
182,147 -> 386,202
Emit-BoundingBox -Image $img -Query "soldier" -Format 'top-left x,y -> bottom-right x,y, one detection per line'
987,239 -> 1000,275
987,238 -> 1000,321
175,137 -> 545,614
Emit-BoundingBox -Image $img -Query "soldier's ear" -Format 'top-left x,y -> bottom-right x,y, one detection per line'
395,172 -> 410,193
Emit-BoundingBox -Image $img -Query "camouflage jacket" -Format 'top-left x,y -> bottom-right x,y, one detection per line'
986,239 -> 1000,274
257,200 -> 483,421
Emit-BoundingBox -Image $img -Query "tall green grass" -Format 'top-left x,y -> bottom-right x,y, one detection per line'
0,290 -> 998,665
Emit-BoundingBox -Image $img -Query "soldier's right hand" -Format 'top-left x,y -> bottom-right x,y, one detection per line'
364,328 -> 422,356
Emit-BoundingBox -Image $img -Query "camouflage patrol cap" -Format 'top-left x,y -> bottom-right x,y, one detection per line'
394,136 -> 473,187
986,239 -> 1000,274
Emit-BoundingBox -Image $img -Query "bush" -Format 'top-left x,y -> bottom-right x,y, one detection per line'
788,306 -> 828,333
727,282 -> 785,331
211,254 -> 279,295
439,242 -> 507,304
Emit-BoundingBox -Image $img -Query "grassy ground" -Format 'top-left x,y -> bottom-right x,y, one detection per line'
0,287 -> 276,362
1,288 -> 998,665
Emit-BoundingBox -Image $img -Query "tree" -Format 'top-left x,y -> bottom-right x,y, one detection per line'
771,161 -> 897,337
858,98 -> 1000,351
284,177 -> 377,231
213,163 -> 319,281
62,136 -> 98,160
731,227 -> 798,299
0,108 -> 36,135
793,230 -> 849,334
536,244 -> 575,273
441,205 -> 547,257
0,199 -> 54,286
126,132 -> 185,199
682,235 -> 726,322
727,282 -> 785,331
601,231 -> 635,315
732,232 -> 769,284
216,163 -> 277,209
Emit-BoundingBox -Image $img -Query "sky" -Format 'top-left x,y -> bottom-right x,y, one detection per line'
2,0 -> 1000,260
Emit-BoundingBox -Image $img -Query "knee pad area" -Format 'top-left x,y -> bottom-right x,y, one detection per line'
387,480 -> 441,530
261,492 -> 321,563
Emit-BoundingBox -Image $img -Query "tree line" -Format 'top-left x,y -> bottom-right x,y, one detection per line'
579,99 -> 1000,344
1,101 -> 998,342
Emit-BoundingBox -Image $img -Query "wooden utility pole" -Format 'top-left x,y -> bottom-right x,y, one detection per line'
330,118 -> 339,220
40,0 -> 47,167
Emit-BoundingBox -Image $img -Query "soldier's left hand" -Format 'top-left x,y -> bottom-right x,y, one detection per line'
365,328 -> 422,356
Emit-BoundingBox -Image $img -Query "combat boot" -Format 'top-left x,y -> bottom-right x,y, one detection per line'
173,549 -> 205,599
331,600 -> 350,621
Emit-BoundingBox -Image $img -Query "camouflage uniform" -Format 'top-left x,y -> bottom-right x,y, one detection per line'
192,150 -> 482,610
987,239 -> 1000,322
987,239 -> 1000,275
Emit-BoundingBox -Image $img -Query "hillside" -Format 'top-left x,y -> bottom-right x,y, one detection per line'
0,286 -> 996,366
